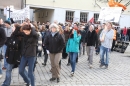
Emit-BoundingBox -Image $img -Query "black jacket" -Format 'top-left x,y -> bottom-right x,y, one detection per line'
44,32 -> 65,53
80,30 -> 86,43
85,30 -> 98,48
6,26 -> 23,64
0,27 -> 6,47
22,28 -> 38,57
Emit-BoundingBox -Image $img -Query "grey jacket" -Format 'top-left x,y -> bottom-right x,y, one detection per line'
100,29 -> 114,48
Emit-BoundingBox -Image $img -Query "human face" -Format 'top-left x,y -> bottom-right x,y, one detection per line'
106,22 -> 112,30
51,27 -> 57,32
0,19 -> 3,24
4,23 -> 10,28
98,25 -> 101,30
89,25 -> 93,32
23,30 -> 31,35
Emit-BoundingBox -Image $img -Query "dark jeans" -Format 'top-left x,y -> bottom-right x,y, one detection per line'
19,56 -> 36,86
111,40 -> 116,51
42,46 -> 48,64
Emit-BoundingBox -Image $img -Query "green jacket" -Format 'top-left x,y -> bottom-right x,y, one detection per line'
66,30 -> 81,53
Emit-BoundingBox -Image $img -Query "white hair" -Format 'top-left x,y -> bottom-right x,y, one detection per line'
90,25 -> 94,30
49,23 -> 59,32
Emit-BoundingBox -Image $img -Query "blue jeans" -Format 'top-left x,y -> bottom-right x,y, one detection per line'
100,46 -> 110,66
19,56 -> 36,86
2,64 -> 14,86
3,45 -> 8,68
0,47 -> 3,74
69,52 -> 78,72
0,61 -> 2,74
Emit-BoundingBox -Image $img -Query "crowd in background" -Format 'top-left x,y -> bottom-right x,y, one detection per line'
0,17 -> 129,86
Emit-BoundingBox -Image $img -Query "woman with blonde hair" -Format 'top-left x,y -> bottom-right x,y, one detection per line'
44,23 -> 65,83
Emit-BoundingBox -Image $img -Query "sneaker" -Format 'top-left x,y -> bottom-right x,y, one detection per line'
105,65 -> 108,69
0,75 -> 2,78
50,78 -> 56,81
42,63 -> 46,66
57,78 -> 60,83
89,64 -> 93,69
99,64 -> 104,68
70,72 -> 74,76
2,67 -> 6,70
25,83 -> 31,86
67,63 -> 70,66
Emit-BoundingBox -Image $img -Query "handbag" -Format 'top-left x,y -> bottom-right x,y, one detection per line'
0,48 -> 3,60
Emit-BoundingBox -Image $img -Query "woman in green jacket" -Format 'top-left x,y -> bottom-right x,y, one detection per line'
66,27 -> 81,76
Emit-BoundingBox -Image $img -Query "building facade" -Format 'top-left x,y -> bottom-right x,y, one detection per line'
0,0 -> 24,21
27,0 -> 130,28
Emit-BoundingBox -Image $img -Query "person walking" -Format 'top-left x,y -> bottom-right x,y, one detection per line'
0,19 -> 6,78
100,22 -> 114,69
85,25 -> 98,68
66,27 -> 81,76
2,20 -> 13,70
19,24 -> 38,86
44,23 -> 65,83
2,24 -> 23,86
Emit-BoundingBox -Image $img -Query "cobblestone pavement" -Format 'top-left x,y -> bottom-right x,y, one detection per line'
0,46 -> 130,86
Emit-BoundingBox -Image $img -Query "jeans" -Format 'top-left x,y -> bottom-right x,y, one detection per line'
69,52 -> 78,72
2,64 -> 14,86
3,45 -> 8,68
0,47 -> 3,74
19,56 -> 36,86
79,42 -> 85,55
100,46 -> 110,66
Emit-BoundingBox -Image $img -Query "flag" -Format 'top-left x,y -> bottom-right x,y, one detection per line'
89,17 -> 94,23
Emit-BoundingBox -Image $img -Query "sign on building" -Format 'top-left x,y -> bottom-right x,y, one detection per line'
98,7 -> 122,23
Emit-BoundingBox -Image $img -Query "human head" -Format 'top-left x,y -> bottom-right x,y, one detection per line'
89,25 -> 94,32
106,22 -> 113,30
0,19 -> 4,24
4,20 -> 11,28
22,24 -> 32,35
98,24 -> 102,30
49,23 -> 59,32
41,25 -> 46,32
59,25 -> 64,34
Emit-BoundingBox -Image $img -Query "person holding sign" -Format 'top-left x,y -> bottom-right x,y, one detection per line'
99,22 -> 114,69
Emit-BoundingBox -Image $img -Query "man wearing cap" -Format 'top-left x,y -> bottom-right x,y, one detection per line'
2,20 -> 13,70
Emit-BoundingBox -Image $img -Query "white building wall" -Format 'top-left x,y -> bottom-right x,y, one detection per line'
53,8 -> 66,23
120,15 -> 130,28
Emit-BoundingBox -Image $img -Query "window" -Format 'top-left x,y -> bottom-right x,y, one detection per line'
80,12 -> 88,23
65,11 -> 74,22
94,13 -> 100,24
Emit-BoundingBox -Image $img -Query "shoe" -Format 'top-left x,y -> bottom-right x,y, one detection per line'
67,63 -> 70,66
89,64 -> 93,69
2,67 -> 6,70
105,65 -> 108,69
0,75 -> 2,78
50,78 -> 56,81
25,83 -> 31,86
70,72 -> 74,76
57,78 -> 60,83
42,63 -> 46,66
96,52 -> 99,55
99,64 -> 104,68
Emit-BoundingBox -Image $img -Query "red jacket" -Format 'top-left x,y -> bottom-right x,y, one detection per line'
123,27 -> 127,35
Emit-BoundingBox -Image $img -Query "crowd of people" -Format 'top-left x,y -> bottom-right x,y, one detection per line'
0,17 -> 128,86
